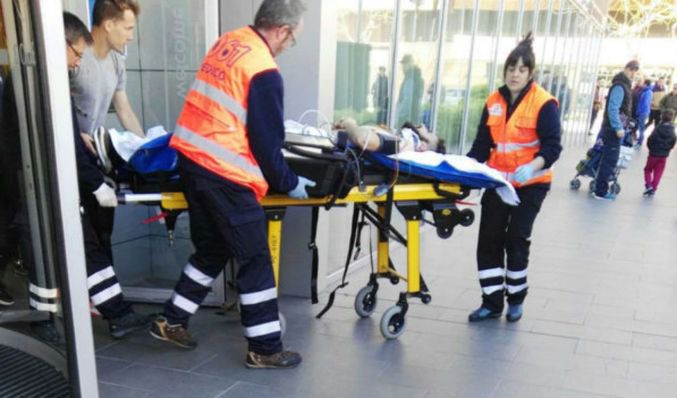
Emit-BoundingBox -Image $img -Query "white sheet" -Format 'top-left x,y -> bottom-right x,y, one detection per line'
391,151 -> 520,206
109,126 -> 169,161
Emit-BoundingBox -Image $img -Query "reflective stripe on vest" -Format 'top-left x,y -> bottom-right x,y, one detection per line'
486,83 -> 558,187
190,79 -> 248,125
174,125 -> 264,180
495,139 -> 541,153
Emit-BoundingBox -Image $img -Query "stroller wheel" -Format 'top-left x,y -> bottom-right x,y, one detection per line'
589,180 -> 596,193
610,182 -> 621,195
569,179 -> 581,190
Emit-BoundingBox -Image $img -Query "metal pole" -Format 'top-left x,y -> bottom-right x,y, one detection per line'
388,0 -> 403,129
515,0 -> 525,37
431,0 -> 450,135
459,0 -> 481,154
546,0 -> 564,93
539,0 -> 553,73
489,0 -> 506,93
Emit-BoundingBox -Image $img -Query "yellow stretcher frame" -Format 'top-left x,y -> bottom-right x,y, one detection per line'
132,182 -> 468,339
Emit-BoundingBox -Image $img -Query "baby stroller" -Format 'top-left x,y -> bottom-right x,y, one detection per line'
570,121 -> 635,195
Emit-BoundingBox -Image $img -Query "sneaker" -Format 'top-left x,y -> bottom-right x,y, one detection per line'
149,316 -> 197,350
245,350 -> 302,369
0,284 -> 14,306
506,304 -> 523,322
108,311 -> 153,339
592,192 -> 616,201
643,187 -> 654,196
468,306 -> 501,322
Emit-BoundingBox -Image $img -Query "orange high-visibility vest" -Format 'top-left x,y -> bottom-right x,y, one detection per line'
170,26 -> 278,201
485,83 -> 558,187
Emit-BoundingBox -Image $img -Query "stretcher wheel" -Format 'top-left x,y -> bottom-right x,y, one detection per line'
354,286 -> 377,318
460,209 -> 474,227
610,182 -> 621,195
389,276 -> 400,285
437,227 -> 453,239
569,178 -> 581,190
380,305 -> 406,339
588,180 -> 596,193
420,294 -> 431,304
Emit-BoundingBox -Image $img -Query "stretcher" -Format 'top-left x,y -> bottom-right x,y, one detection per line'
104,130 -> 482,339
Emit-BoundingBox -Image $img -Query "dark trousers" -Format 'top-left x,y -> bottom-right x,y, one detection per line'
163,170 -> 282,355
476,186 -> 548,312
646,109 -> 661,129
644,156 -> 668,191
81,194 -> 115,261
376,102 -> 388,125
594,131 -> 621,197
81,201 -> 130,320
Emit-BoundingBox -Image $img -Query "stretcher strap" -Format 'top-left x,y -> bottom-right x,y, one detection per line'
310,206 -> 319,304
316,205 -> 361,319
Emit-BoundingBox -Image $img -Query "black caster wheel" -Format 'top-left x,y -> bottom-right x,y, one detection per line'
569,178 -> 581,190
460,209 -> 475,227
380,305 -> 406,339
389,276 -> 400,285
437,227 -> 453,239
588,180 -> 596,193
610,183 -> 621,195
354,286 -> 377,318
420,294 -> 432,304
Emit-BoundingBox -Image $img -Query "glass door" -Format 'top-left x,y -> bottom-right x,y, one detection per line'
1,0 -> 98,396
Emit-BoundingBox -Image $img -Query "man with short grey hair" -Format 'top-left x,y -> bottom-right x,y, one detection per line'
151,0 -> 311,369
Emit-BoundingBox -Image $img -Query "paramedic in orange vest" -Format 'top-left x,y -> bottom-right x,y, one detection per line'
466,34 -> 562,323
150,0 -> 312,369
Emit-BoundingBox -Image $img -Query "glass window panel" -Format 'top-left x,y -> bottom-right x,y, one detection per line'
392,0 -> 442,128
463,0 -> 500,152
436,1 -> 473,153
334,0 -> 396,125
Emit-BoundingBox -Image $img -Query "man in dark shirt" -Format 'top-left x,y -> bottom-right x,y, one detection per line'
150,0 -> 310,370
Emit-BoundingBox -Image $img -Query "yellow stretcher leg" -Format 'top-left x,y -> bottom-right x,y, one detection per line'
267,219 -> 282,287
406,219 -> 421,293
377,204 -> 390,275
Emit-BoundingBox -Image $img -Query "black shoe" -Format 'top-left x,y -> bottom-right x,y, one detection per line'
149,316 -> 197,350
643,187 -> 654,196
468,307 -> 501,322
506,304 -> 523,322
0,284 -> 14,306
108,311 -> 153,339
245,350 -> 302,369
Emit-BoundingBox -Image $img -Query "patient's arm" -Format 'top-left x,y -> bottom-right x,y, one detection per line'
334,117 -> 397,152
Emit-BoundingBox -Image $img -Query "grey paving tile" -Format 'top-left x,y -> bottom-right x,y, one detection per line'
98,382 -> 151,398
576,340 -> 677,368
530,319 -> 633,345
104,364 -> 236,398
215,381 -> 296,398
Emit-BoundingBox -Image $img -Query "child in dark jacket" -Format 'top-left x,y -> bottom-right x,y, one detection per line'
644,109 -> 676,196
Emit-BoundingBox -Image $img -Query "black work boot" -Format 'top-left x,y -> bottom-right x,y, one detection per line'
245,350 -> 302,369
108,311 -> 153,339
149,316 -> 197,350
0,283 -> 14,306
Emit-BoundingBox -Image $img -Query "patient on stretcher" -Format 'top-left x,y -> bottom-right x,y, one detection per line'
334,117 -> 446,155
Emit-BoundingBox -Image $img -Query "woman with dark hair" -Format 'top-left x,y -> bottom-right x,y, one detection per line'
465,33 -> 562,322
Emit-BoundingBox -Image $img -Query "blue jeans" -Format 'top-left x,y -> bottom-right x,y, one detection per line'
595,130 -> 620,196
636,115 -> 648,146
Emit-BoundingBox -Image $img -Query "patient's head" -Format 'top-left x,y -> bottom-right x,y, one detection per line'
401,122 -> 446,153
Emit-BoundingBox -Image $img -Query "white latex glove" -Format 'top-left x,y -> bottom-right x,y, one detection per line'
287,177 -> 317,200
93,182 -> 118,207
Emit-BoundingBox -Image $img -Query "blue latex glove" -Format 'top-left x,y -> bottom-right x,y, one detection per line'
288,176 -> 317,200
513,164 -> 535,184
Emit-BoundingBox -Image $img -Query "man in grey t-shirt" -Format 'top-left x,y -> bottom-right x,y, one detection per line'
71,0 -> 143,158
70,0 -> 142,264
